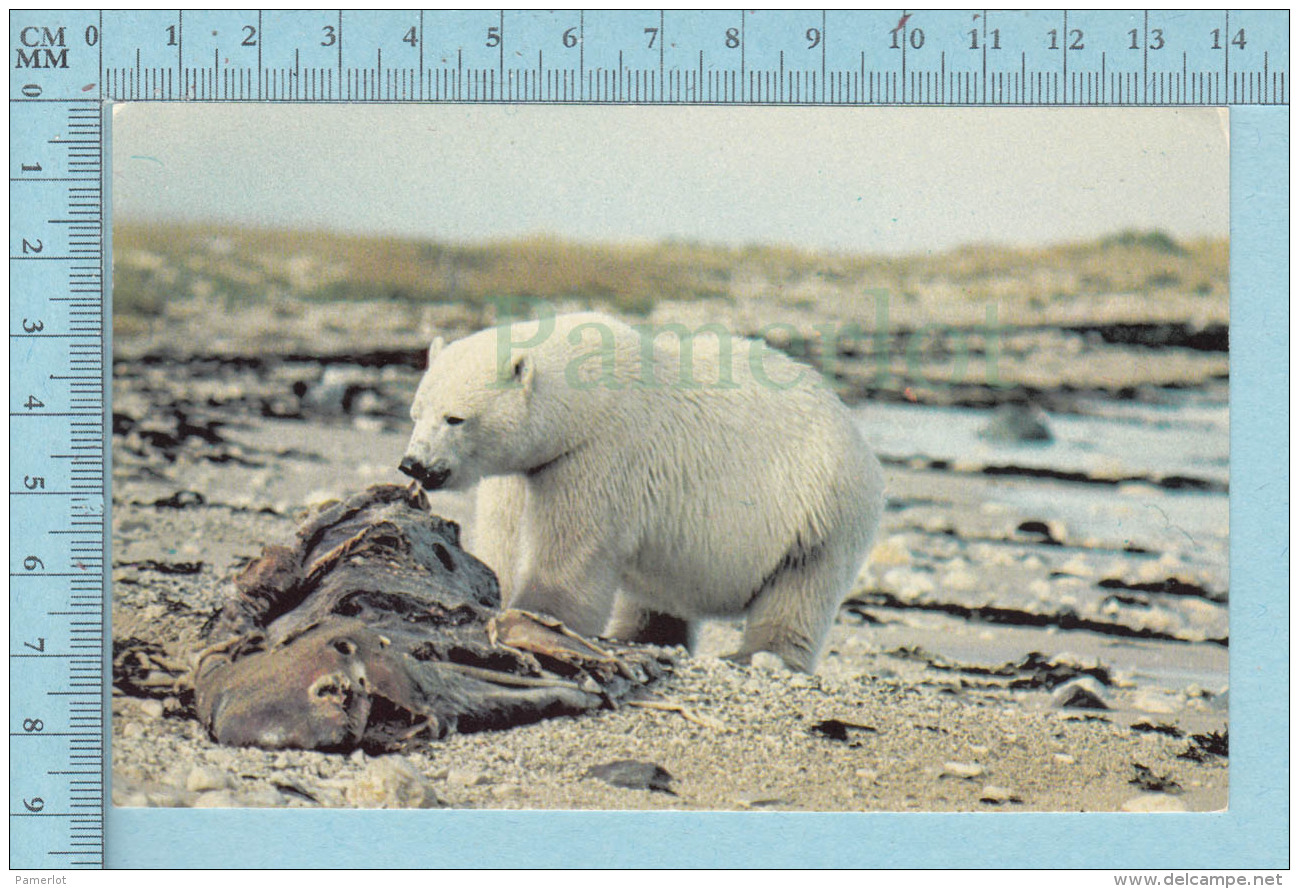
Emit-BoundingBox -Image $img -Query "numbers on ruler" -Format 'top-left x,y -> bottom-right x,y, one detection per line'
23,556 -> 45,571
24,638 -> 46,652
23,798 -> 45,813
1130,29 -> 1166,51
1048,29 -> 1085,51
23,395 -> 45,410
1211,29 -> 1247,51
163,21 -> 259,46
24,476 -> 46,490
92,15 -> 1270,59
23,718 -> 44,732
63,14 -> 1277,103
21,239 -> 43,255
890,28 -> 924,50
22,319 -> 44,333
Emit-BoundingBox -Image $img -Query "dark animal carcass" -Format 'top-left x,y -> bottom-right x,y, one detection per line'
194,483 -> 666,752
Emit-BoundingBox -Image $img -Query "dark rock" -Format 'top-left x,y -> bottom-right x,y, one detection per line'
978,404 -> 1053,444
1130,762 -> 1182,794
1016,520 -> 1063,546
152,490 -> 206,509
1009,652 -> 1112,690
1098,576 -> 1227,605
809,718 -> 878,743
1051,678 -> 1109,710
583,760 -> 676,795
1178,729 -> 1228,762
129,559 -> 204,575
112,637 -> 187,700
1131,721 -> 1185,738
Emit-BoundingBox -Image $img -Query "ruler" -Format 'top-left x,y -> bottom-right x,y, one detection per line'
49,9 -> 1297,106
10,8 -> 108,871
6,7 -> 1289,871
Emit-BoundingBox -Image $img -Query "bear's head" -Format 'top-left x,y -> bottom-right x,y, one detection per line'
399,334 -> 536,492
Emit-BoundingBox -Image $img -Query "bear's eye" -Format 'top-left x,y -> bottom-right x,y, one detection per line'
444,415 -> 464,426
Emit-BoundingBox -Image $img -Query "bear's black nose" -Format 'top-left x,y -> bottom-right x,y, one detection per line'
399,456 -> 450,490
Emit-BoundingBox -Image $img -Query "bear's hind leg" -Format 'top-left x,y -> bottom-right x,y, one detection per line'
604,594 -> 695,648
734,541 -> 859,673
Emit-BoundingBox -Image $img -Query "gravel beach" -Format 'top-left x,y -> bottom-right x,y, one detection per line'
111,228 -> 1229,813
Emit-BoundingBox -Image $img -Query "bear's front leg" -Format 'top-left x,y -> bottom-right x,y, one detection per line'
509,561 -> 620,638
504,481 -> 625,637
470,476 -> 529,601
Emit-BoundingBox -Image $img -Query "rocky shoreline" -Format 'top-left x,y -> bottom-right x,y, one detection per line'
111,234 -> 1229,812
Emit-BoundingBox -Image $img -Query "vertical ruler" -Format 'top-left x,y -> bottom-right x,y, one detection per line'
9,10 -> 107,869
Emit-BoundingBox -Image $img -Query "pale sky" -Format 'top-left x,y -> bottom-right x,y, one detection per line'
112,104 -> 1228,254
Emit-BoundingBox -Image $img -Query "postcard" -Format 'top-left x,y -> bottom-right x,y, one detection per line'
0,13 -> 1264,863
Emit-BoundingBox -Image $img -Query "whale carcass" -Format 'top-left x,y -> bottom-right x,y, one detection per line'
194,483 -> 667,752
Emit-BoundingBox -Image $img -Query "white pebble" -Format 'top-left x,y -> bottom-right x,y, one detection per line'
186,766 -> 232,793
1133,690 -> 1184,715
1121,793 -> 1187,813
749,651 -> 789,674
979,785 -> 1014,804
869,537 -> 912,567
446,766 -> 488,788
489,783 -> 523,800
941,761 -> 985,780
348,756 -> 442,808
941,570 -> 979,592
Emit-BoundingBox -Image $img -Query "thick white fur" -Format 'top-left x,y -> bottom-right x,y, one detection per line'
403,312 -> 886,671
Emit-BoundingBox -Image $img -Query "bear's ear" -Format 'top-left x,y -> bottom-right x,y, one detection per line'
512,354 -> 536,392
426,336 -> 445,368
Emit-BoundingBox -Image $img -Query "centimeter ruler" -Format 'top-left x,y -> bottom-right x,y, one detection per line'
6,6 -> 1289,871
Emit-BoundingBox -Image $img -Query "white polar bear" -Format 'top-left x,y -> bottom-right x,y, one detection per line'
399,311 -> 885,672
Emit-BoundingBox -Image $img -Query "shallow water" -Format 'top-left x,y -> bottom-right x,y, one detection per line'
857,390 -> 1228,487
857,393 -> 1229,556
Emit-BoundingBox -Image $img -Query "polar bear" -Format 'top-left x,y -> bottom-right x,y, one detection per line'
399,311 -> 885,672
